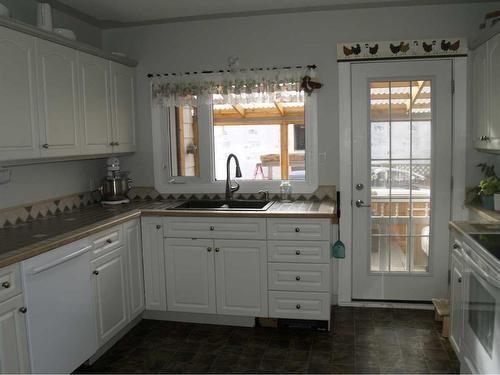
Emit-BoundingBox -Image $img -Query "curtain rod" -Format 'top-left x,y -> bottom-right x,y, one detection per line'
146,64 -> 317,78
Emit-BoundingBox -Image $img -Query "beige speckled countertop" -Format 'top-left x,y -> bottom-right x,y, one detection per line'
0,200 -> 336,269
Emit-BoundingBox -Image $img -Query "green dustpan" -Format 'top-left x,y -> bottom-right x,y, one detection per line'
332,191 -> 345,259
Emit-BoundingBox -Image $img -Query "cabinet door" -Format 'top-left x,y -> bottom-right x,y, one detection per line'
124,219 -> 145,320
79,52 -> 113,155
36,39 -> 80,157
110,62 -> 135,153
488,34 -> 500,150
141,218 -> 166,311
91,246 -> 128,346
214,240 -> 268,317
473,43 -> 489,149
0,294 -> 30,374
165,238 -> 216,314
0,27 -> 39,161
450,253 -> 464,355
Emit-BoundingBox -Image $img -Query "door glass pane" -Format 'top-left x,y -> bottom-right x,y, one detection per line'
370,81 -> 432,273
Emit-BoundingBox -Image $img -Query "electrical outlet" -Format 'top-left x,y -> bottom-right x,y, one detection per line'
0,168 -> 11,185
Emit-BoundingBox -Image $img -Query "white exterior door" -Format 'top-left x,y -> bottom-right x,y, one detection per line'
36,39 -> 80,157
0,27 -> 39,161
164,238 -> 216,314
214,240 -> 268,317
91,247 -> 129,346
110,62 -> 135,153
351,60 -> 453,301
141,218 -> 166,311
0,294 -> 30,374
124,219 -> 145,320
79,52 -> 113,155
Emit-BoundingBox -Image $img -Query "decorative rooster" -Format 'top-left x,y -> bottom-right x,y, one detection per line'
301,75 -> 322,96
449,40 -> 461,51
400,42 -> 410,53
366,43 -> 379,55
422,41 -> 435,53
343,45 -> 353,56
441,40 -> 451,51
351,44 -> 361,55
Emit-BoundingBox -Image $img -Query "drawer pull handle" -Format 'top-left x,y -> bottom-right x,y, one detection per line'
210,226 -> 215,231
295,227 -> 300,233
156,224 -> 162,230
215,247 -> 220,253
296,304 -> 301,310
296,276 -> 301,281
93,270 -> 99,275
295,250 -> 301,255
19,307 -> 27,314
1,281 -> 10,289
106,239 -> 113,244
207,247 -> 212,252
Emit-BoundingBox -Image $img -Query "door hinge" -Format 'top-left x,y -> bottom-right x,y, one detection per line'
451,79 -> 455,94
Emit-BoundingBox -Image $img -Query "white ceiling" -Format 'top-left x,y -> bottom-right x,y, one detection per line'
54,0 -> 476,24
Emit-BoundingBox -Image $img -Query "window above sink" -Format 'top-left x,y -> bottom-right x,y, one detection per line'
150,67 -> 319,195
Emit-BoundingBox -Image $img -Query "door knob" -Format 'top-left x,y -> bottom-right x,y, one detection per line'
19,307 -> 27,314
296,275 -> 301,281
93,270 -> 99,275
355,200 -> 371,208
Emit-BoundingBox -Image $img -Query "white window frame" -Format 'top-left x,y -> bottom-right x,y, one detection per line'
151,93 -> 319,194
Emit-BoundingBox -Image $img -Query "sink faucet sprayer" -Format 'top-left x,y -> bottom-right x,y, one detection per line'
225,154 -> 242,200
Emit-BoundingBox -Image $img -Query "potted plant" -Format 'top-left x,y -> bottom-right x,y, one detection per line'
477,163 -> 500,210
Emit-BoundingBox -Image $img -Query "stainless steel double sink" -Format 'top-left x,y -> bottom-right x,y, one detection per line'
168,199 -> 274,211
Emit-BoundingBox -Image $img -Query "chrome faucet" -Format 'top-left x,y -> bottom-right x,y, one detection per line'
225,153 -> 242,201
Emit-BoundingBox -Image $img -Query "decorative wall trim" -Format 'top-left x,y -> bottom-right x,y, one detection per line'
0,191 -> 101,229
337,38 -> 467,62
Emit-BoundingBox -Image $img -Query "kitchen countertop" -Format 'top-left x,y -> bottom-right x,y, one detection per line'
466,203 -> 500,222
0,199 -> 336,269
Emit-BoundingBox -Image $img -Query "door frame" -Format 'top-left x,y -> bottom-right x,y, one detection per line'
337,57 -> 467,306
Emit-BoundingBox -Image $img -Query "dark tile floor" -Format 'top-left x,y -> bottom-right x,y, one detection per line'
76,307 -> 460,374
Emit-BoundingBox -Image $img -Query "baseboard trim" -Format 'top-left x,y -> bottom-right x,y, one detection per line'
337,301 -> 434,310
143,310 -> 256,327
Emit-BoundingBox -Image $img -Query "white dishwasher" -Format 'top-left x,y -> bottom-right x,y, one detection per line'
21,239 -> 98,373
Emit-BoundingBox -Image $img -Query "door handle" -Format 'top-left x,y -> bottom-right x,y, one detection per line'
355,200 -> 371,208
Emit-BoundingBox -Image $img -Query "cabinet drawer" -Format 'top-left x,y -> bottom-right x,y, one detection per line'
90,225 -> 123,259
269,291 -> 330,320
267,219 -> 330,241
268,241 -> 330,263
0,264 -> 22,302
163,217 -> 266,239
268,263 -> 329,292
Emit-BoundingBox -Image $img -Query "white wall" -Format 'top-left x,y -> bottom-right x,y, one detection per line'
1,0 -> 102,47
103,2 -> 500,191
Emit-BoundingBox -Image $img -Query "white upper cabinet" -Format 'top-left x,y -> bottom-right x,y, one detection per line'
36,39 -> 81,157
78,52 -> 113,155
110,62 -> 136,153
0,27 -> 39,161
473,33 -> 500,151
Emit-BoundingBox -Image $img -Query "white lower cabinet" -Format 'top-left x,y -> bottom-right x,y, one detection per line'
124,219 -> 145,320
165,238 -> 216,314
449,231 -> 464,356
214,240 -> 268,317
0,294 -> 30,373
91,246 -> 129,347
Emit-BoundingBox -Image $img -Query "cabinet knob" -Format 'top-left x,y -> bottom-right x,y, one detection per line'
296,275 -> 301,281
106,239 -> 113,244
93,270 -> 99,275
156,224 -> 162,230
42,143 -> 49,149
295,227 -> 300,233
1,281 -> 10,289
115,142 -> 120,146
18,307 -> 27,314
295,250 -> 301,255
109,142 -> 115,146
207,247 -> 212,252
296,304 -> 301,310
209,226 -> 215,231
458,277 -> 462,283
452,244 -> 459,250
215,247 -> 220,253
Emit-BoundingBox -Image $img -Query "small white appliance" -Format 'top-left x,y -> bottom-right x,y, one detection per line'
461,236 -> 500,374
36,3 -> 52,31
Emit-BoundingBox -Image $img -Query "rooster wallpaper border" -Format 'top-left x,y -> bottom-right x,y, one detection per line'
337,38 -> 467,61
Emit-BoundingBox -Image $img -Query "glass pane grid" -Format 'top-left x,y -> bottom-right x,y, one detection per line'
370,80 -> 431,274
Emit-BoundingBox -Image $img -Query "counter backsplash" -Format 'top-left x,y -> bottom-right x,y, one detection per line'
0,185 -> 336,229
